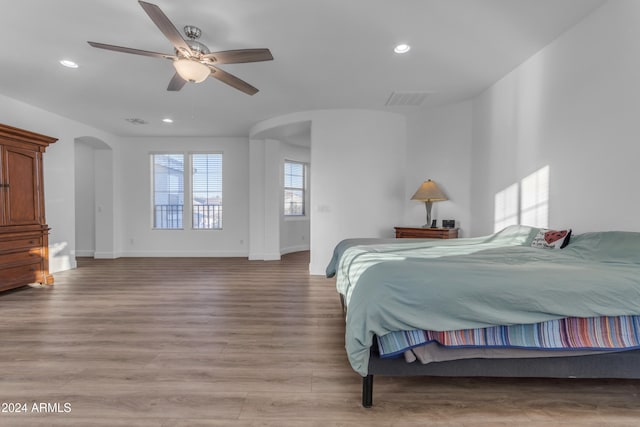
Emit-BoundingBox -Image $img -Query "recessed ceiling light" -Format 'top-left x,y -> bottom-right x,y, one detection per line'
162,118 -> 174,124
394,44 -> 411,54
59,59 -> 79,68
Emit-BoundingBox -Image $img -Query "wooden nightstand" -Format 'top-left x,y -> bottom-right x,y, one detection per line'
394,227 -> 458,239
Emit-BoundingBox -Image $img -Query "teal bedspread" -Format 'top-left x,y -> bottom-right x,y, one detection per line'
331,225 -> 640,376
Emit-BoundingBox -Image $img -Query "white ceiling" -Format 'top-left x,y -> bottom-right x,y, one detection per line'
0,0 -> 606,138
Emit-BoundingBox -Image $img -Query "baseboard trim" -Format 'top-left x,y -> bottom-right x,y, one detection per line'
119,250 -> 249,257
94,251 -> 116,259
75,250 -> 95,257
280,245 -> 310,255
248,252 -> 282,261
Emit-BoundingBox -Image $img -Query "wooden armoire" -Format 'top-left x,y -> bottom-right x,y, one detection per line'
0,123 -> 57,292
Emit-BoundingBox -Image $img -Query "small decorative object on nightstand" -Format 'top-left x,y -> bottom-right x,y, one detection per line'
394,226 -> 458,239
442,219 -> 456,228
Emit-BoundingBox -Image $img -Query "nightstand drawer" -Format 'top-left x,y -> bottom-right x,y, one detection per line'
394,227 -> 458,239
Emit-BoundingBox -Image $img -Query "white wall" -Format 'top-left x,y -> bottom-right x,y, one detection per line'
248,140 -> 267,259
263,139 -> 282,259
94,146 -> 115,258
470,0 -> 640,236
405,101 -> 473,236
115,136 -> 250,257
309,110 -> 406,274
248,138 -> 286,260
0,93 -> 118,273
74,141 -> 95,256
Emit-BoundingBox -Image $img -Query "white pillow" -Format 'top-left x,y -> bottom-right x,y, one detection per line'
530,229 -> 572,250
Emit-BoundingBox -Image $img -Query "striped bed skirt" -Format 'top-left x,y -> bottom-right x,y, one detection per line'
377,315 -> 640,358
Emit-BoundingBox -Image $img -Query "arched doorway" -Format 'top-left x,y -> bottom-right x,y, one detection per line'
249,120 -> 311,260
74,137 -> 115,259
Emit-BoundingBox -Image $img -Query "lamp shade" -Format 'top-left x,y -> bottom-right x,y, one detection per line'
173,59 -> 210,83
410,179 -> 447,202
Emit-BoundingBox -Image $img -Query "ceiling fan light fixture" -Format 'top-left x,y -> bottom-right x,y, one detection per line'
173,59 -> 210,83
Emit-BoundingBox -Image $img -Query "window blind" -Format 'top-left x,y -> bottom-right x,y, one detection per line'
192,153 -> 223,229
153,154 -> 185,229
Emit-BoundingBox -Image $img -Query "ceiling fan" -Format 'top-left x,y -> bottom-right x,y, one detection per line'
88,1 -> 273,95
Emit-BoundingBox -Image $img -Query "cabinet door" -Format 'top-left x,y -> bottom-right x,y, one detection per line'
2,146 -> 41,226
0,147 -> 4,225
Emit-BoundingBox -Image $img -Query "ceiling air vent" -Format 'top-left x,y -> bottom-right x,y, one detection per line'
125,118 -> 148,125
385,91 -> 429,107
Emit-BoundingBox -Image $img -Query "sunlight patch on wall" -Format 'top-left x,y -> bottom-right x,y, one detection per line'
520,165 -> 549,228
494,165 -> 550,232
494,183 -> 519,232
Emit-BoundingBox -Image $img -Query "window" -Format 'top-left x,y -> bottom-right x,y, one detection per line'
192,153 -> 223,229
284,161 -> 306,216
153,154 -> 184,229
152,153 -> 222,229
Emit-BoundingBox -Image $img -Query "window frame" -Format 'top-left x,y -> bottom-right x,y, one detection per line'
190,151 -> 224,231
151,152 -> 185,230
283,160 -> 307,218
150,151 -> 223,230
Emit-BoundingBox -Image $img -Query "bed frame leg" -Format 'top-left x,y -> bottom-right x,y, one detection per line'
362,375 -> 373,408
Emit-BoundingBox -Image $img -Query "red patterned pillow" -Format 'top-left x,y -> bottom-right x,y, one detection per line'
531,228 -> 572,249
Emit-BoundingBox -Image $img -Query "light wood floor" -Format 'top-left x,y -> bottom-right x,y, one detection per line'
1,252 -> 640,426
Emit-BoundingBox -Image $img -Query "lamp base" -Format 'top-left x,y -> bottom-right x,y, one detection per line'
424,201 -> 436,228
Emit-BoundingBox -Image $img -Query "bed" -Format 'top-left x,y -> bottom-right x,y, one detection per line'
326,225 -> 640,407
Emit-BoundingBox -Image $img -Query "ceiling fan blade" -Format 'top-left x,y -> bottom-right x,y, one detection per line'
167,73 -> 187,91
203,49 -> 273,64
88,41 -> 176,60
138,1 -> 192,55
208,65 -> 259,95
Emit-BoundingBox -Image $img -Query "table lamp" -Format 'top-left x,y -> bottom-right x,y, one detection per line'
411,179 -> 448,227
